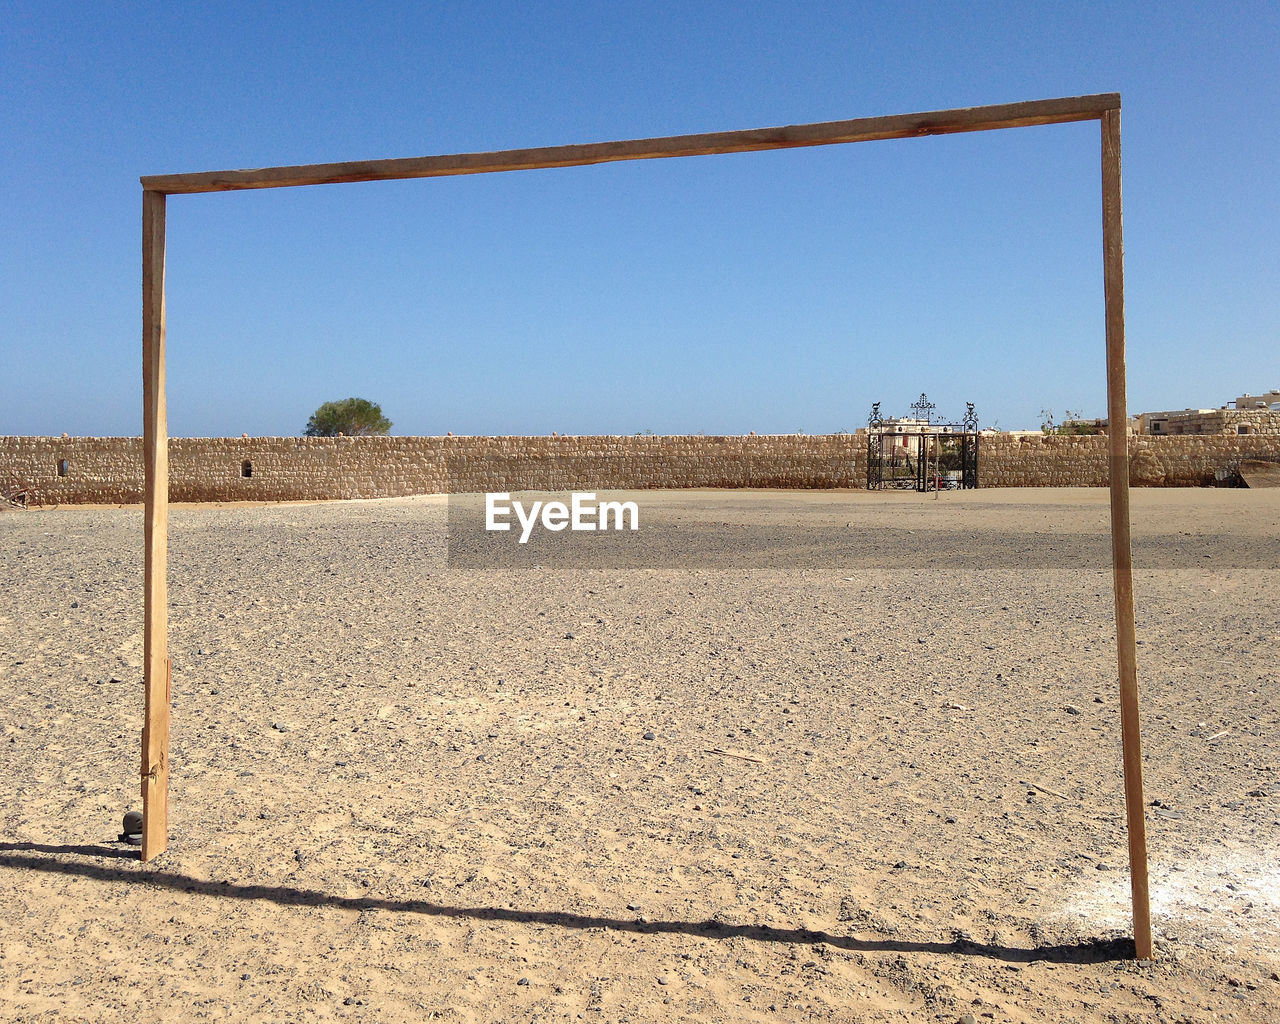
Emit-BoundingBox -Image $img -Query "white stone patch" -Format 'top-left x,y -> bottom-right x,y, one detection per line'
1053,847 -> 1280,960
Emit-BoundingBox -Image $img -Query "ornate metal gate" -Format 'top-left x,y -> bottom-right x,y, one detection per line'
960,402 -> 980,489
866,402 -> 884,489
866,395 -> 980,491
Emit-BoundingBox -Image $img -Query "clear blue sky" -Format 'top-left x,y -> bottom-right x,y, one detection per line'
2,1 -> 1276,436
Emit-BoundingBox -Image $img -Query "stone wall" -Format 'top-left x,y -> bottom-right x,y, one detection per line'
977,433 -> 1280,487
2,436 -> 145,505
3,433 -> 1279,505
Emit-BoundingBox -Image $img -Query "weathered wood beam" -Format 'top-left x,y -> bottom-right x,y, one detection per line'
1101,107 -> 1153,960
142,94 -> 1119,194
141,189 -> 170,861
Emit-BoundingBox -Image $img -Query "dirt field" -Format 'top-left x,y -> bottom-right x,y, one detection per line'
2,487 -> 1278,1023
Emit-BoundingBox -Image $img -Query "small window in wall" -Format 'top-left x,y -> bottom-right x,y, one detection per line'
1238,425 -> 1251,435
241,460 -> 253,478
57,459 -> 69,477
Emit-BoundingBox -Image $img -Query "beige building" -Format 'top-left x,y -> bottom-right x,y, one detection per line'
1139,390 -> 1280,437
862,416 -> 973,449
1057,417 -> 1139,435
1233,390 -> 1280,411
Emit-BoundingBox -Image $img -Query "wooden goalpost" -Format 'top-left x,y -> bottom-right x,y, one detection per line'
139,93 -> 1153,959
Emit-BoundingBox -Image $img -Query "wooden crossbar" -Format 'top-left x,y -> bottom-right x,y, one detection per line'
141,94 -> 1119,194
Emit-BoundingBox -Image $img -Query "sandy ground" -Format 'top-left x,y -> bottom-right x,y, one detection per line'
1,487 -> 1278,1023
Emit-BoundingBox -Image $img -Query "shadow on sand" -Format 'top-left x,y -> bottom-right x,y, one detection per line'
0,842 -> 1134,964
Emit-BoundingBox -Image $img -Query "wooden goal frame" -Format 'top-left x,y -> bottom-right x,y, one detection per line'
139,93 -> 1152,958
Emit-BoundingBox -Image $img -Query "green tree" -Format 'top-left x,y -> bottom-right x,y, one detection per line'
304,398 -> 392,437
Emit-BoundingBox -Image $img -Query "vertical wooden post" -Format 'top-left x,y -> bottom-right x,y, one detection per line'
142,189 -> 170,861
1101,107 -> 1153,959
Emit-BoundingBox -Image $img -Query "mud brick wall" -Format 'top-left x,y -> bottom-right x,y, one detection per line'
3,433 -> 1279,504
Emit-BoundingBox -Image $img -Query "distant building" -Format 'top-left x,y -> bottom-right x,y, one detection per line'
1233,390 -> 1280,411
1058,417 -> 1139,436
1139,389 -> 1280,436
867,416 -> 966,449
1001,418 -> 1136,437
